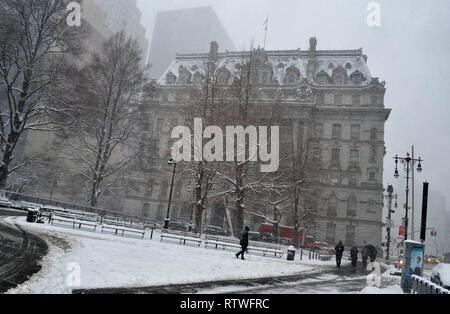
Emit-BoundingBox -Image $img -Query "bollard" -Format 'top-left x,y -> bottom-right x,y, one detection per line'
150,227 -> 154,240
300,248 -> 303,261
309,251 -> 311,260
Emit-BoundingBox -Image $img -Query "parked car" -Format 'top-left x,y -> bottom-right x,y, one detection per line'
248,231 -> 261,241
431,263 -> 450,290
395,255 -> 404,269
425,255 -> 440,264
261,233 -> 273,243
203,225 -> 227,236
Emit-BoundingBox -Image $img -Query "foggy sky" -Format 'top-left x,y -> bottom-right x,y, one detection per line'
136,0 -> 450,236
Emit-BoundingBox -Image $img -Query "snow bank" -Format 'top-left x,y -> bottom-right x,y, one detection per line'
5,217 -> 313,294
431,263 -> 450,286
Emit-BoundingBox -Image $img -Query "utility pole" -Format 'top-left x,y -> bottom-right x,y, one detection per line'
411,145 -> 415,240
384,184 -> 398,262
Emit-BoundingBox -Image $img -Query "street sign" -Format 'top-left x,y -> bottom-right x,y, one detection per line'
399,226 -> 405,237
386,219 -> 394,228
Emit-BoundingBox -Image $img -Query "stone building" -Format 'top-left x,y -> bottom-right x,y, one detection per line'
123,38 -> 390,248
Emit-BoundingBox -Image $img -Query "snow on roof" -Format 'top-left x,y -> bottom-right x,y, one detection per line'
157,48 -> 372,86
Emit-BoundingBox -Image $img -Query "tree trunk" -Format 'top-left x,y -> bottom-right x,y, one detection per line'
194,186 -> 204,232
294,222 -> 300,249
224,195 -> 234,236
273,222 -> 280,244
90,184 -> 98,208
0,164 -> 9,189
235,166 -> 245,237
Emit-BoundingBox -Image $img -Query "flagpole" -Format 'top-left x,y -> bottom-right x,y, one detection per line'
263,17 -> 269,49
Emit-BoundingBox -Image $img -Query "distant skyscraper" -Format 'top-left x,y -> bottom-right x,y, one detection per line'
92,0 -> 149,64
148,6 -> 235,79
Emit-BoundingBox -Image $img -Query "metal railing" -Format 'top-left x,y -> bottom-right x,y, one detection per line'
0,189 -> 156,225
412,275 -> 449,294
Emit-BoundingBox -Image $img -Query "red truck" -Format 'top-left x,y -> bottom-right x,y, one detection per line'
259,223 -> 324,249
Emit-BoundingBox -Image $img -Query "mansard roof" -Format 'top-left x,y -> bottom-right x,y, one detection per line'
158,47 -> 372,86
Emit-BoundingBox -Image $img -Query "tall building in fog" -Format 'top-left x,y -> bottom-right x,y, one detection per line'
92,0 -> 149,64
148,7 -> 235,79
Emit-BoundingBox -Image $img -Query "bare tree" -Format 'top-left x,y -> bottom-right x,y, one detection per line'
284,120 -> 323,248
214,50 -> 285,237
68,33 -> 147,207
178,42 -> 228,232
0,0 -> 82,188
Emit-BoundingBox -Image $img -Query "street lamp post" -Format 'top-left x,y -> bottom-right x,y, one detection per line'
164,157 -> 177,230
394,153 -> 423,242
383,184 -> 398,262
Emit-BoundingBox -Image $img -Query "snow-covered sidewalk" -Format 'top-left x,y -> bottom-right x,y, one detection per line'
3,216 -> 317,294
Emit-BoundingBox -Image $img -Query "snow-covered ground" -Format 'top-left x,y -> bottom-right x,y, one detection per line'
360,285 -> 404,294
3,216 -> 316,294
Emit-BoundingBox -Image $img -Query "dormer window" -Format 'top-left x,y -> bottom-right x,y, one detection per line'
316,70 -> 329,84
350,70 -> 365,85
192,72 -> 204,85
166,72 -> 177,85
177,66 -> 192,85
217,68 -> 230,85
332,67 -> 347,85
285,65 -> 300,85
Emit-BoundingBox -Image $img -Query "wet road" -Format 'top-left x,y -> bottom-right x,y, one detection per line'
74,264 -> 385,294
0,208 -> 48,293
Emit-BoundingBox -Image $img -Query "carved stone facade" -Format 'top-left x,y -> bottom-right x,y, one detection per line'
121,39 -> 390,248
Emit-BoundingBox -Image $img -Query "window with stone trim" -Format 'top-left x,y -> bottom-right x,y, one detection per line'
327,194 -> 338,217
316,93 -> 325,105
331,148 -> 341,163
326,223 -> 336,244
330,168 -> 341,185
352,94 -> 361,105
347,196 -> 357,217
351,125 -> 361,140
334,94 -> 343,106
314,124 -> 323,138
332,124 -> 342,139
345,225 -> 356,246
350,149 -> 360,164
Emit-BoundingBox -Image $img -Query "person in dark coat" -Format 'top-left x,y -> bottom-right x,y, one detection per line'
236,226 -> 250,260
335,241 -> 345,268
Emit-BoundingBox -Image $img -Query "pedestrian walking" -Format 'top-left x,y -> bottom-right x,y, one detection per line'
235,226 -> 250,260
350,246 -> 358,267
335,241 -> 345,268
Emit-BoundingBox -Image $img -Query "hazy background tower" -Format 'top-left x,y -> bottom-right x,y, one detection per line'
92,0 -> 149,64
148,7 -> 235,79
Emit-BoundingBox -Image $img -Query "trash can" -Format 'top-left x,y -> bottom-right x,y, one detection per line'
287,246 -> 296,261
26,208 -> 40,223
